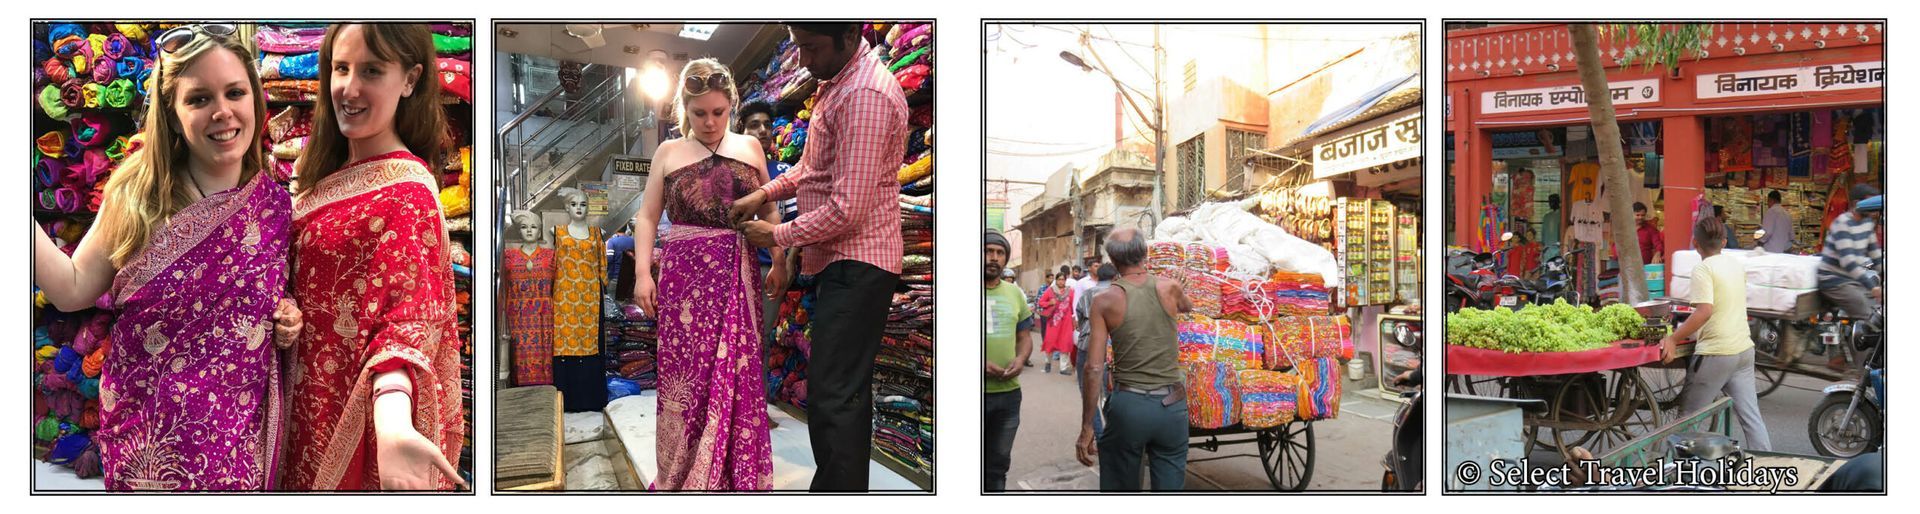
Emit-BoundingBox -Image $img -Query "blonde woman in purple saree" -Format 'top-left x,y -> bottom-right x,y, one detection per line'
31,24 -> 303,491
631,58 -> 778,491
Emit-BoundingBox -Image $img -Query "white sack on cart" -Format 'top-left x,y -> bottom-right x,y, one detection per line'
1186,201 -> 1338,285
1224,243 -> 1270,277
1155,216 -> 1198,242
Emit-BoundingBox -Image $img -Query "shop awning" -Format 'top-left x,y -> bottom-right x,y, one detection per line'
1299,73 -> 1420,140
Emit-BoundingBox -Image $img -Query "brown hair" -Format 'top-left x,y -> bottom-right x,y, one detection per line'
674,58 -> 739,133
1694,215 -> 1727,252
296,23 -> 445,194
94,29 -> 268,268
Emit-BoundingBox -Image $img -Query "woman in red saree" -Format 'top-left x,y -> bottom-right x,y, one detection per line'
1036,270 -> 1076,374
282,23 -> 464,491
31,24 -> 302,491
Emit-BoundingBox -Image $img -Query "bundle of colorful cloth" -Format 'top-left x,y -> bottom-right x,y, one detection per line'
1236,370 -> 1299,428
1185,361 -> 1239,429
1149,240 -> 1185,269
433,24 -> 473,102
1257,315 -> 1353,370
35,23 -> 155,121
602,303 -> 658,390
1174,314 -> 1264,371
1294,357 -> 1342,421
871,22 -> 933,97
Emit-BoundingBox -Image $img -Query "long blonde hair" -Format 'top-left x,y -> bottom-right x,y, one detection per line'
93,28 -> 267,268
296,23 -> 446,194
674,58 -> 739,133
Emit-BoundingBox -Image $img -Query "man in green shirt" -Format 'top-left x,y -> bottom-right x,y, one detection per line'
984,229 -> 1033,491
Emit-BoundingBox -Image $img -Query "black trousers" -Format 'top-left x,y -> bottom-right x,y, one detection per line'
806,259 -> 898,491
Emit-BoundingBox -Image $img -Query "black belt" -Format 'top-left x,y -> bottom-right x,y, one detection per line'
1117,383 -> 1184,406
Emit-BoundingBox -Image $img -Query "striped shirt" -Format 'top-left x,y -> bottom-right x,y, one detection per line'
1817,211 -> 1883,289
760,39 -> 908,275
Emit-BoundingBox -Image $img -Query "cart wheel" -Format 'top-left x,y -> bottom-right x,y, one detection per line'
1549,372 -> 1663,459
1447,375 -> 1509,396
1643,365 -> 1687,415
1754,352 -> 1789,398
1257,422 -> 1315,491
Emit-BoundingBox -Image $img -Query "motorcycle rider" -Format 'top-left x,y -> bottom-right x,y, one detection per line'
1817,185 -> 1885,370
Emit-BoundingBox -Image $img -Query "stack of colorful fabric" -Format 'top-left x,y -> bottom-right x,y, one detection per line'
1175,313 -> 1219,365
34,23 -> 155,216
1185,272 -> 1226,318
876,23 -> 933,98
1260,315 -> 1353,370
1265,271 -> 1331,317
1148,240 -> 1185,270
264,105 -> 310,183
602,304 -> 658,391
255,24 -> 323,102
1184,361 -> 1239,429
1184,242 -> 1215,272
1236,370 -> 1299,428
767,281 -> 816,408
1210,319 -> 1264,370
1294,357 -> 1342,421
431,24 -> 473,103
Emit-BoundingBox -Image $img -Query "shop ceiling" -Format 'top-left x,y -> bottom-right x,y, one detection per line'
495,23 -> 780,72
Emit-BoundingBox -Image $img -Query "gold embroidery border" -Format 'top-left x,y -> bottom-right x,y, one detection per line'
112,171 -> 277,305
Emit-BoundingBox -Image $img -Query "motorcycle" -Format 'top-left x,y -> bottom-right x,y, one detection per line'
1446,246 -> 1505,312
1808,305 -> 1884,458
1379,330 -> 1423,492
1528,246 -> 1585,306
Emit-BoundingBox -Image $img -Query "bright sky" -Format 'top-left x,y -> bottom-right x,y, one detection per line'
985,24 -> 1417,215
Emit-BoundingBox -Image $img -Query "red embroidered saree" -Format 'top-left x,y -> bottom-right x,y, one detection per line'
282,152 -> 463,490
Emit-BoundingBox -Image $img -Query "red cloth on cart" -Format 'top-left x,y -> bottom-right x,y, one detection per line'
1445,339 -> 1659,377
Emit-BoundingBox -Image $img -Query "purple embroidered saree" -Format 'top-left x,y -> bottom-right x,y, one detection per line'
97,171 -> 291,491
653,153 -> 772,491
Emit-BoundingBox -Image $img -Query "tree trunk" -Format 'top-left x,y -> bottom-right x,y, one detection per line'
1568,24 -> 1649,305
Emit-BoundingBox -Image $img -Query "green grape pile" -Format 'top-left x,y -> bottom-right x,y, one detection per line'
1446,299 -> 1646,353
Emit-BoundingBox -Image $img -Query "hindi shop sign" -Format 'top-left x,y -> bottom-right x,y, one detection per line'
1480,79 -> 1661,115
1697,61 -> 1884,100
1313,110 -> 1422,179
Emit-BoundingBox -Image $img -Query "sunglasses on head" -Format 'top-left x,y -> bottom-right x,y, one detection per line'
156,23 -> 239,54
683,72 -> 731,96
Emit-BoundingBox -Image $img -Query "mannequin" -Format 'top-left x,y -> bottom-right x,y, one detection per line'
504,210 -> 556,386
550,187 -> 607,411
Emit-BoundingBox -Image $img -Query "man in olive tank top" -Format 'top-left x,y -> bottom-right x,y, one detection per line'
1077,228 -> 1192,491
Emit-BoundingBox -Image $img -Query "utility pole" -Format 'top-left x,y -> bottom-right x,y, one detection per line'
1151,25 -> 1165,235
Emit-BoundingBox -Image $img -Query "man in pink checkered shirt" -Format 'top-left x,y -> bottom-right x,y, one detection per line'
729,21 -> 908,492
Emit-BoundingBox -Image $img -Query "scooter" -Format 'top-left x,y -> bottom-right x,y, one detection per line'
1380,364 -> 1423,491
1808,305 -> 1884,458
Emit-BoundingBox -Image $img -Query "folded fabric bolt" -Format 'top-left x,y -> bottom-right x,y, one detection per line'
105,136 -> 129,161
58,82 -> 86,113
37,131 -> 67,158
102,79 -> 135,109
134,68 -> 152,97
433,34 -> 471,54
86,34 -> 109,60
35,39 -> 54,62
89,56 -> 116,83
53,35 -> 86,60
256,25 -> 325,53
103,33 -> 131,61
115,23 -> 150,42
43,57 -> 71,84
49,23 -> 87,45
81,82 -> 104,108
77,149 -> 114,187
71,113 -> 112,147
260,52 -> 318,80
35,158 -> 65,189
437,58 -> 472,103
115,56 -> 147,79
431,23 -> 472,36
